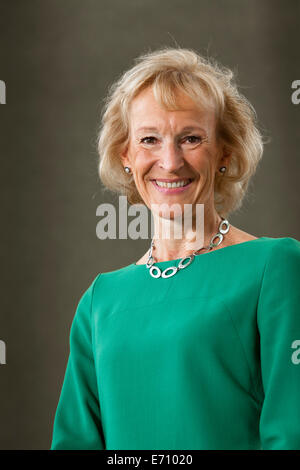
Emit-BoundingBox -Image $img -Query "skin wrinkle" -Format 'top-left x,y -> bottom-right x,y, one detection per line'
121,86 -> 253,263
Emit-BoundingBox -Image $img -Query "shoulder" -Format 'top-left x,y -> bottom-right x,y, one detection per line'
73,273 -> 102,318
264,236 -> 300,257
257,237 -> 300,327
88,264 -> 138,300
228,225 -> 300,257
249,236 -> 300,267
257,237 -> 300,298
218,236 -> 300,281
264,236 -> 300,270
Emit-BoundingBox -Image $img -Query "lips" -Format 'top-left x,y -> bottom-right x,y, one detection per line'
150,178 -> 194,193
155,178 -> 191,188
150,177 -> 192,183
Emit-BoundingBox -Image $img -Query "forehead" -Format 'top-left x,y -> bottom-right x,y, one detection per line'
128,86 -> 215,131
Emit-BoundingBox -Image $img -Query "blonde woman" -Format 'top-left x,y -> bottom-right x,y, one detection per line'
51,47 -> 300,450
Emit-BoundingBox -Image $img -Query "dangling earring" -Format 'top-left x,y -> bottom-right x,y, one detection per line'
219,166 -> 226,174
124,166 -> 131,174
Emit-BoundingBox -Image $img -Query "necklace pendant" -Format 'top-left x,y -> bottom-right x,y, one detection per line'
149,265 -> 179,278
210,233 -> 224,247
149,266 -> 162,278
178,255 -> 194,269
161,266 -> 178,278
147,217 -> 230,279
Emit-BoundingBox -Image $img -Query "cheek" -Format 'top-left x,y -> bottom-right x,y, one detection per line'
133,150 -> 155,174
189,149 -> 215,173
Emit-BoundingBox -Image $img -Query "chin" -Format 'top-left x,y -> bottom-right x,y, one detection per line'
150,203 -> 188,219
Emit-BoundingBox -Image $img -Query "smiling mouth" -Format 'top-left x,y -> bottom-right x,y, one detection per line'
151,178 -> 193,188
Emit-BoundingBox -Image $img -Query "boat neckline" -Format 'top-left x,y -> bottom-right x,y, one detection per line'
131,236 -> 269,267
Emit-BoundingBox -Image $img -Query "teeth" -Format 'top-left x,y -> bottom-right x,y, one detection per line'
155,179 -> 190,188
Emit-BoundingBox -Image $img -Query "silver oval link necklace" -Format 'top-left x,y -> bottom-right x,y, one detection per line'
146,217 -> 230,278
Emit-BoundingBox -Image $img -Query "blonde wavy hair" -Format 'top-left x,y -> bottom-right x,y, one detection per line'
97,47 -> 264,217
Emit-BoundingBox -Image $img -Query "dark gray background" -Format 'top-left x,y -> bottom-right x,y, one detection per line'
0,0 -> 299,449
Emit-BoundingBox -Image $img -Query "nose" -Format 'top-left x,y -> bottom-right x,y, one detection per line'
158,139 -> 184,172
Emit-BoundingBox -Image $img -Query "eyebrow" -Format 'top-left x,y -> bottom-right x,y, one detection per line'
135,126 -> 207,134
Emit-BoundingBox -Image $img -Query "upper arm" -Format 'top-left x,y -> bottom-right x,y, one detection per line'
257,238 -> 300,449
50,274 -> 105,450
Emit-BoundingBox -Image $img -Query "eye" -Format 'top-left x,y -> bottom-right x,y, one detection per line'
183,135 -> 203,144
140,136 -> 157,144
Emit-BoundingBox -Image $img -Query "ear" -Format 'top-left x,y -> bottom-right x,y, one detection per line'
218,144 -> 232,168
120,145 -> 130,168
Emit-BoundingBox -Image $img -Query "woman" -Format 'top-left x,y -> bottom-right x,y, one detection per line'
51,47 -> 300,450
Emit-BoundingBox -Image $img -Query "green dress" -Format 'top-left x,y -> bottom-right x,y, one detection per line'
50,236 -> 300,450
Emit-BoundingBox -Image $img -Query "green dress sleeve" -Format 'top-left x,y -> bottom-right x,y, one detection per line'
50,274 -> 105,450
257,237 -> 300,450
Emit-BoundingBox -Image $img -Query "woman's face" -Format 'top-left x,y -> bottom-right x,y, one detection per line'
121,86 -> 230,218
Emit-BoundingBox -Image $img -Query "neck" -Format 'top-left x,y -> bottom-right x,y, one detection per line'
151,203 -> 224,262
